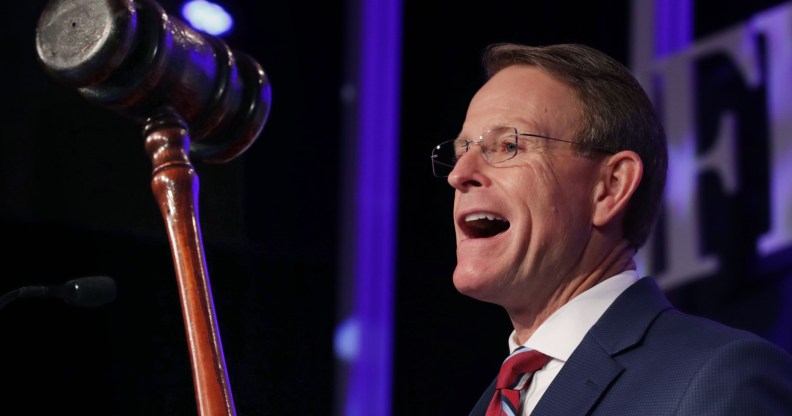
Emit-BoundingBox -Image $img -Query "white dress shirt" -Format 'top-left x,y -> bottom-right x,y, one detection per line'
506,270 -> 642,415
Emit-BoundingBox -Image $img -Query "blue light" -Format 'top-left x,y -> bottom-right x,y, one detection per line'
182,0 -> 233,36
334,315 -> 360,362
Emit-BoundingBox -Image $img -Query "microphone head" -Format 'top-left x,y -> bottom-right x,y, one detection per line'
62,276 -> 117,307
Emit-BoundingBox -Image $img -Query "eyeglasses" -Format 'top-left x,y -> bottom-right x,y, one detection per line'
430,126 -> 614,177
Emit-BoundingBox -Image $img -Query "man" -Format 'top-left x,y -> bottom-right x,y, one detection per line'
430,43 -> 792,415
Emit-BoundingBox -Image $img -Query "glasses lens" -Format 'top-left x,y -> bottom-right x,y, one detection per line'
485,127 -> 519,164
431,140 -> 463,177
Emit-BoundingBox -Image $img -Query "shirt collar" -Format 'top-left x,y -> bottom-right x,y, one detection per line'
508,270 -> 641,361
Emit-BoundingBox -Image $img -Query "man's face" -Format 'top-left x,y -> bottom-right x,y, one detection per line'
449,65 -> 604,311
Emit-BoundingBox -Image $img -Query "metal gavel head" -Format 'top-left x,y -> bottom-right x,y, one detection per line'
34,0 -> 272,163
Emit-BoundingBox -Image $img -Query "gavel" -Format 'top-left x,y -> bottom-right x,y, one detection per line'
35,0 -> 273,414
35,0 -> 271,163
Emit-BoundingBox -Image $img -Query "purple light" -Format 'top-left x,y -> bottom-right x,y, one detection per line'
181,0 -> 233,36
654,0 -> 692,58
339,0 -> 402,413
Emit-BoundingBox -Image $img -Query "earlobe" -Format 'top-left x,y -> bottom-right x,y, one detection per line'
592,151 -> 643,227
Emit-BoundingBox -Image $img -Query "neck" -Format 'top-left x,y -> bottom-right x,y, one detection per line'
509,239 -> 636,345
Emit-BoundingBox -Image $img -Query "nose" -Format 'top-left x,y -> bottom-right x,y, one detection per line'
447,146 -> 488,190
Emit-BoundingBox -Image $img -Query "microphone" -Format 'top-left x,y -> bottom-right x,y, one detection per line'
34,0 -> 272,163
0,276 -> 118,311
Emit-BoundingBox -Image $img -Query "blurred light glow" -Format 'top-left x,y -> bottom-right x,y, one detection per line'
334,315 -> 360,362
182,0 -> 233,36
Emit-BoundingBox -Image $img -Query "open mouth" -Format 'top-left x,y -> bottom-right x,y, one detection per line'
461,213 -> 510,238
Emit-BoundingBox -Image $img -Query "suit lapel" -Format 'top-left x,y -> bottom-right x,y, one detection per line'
468,378 -> 496,416
530,338 -> 624,415
532,277 -> 673,415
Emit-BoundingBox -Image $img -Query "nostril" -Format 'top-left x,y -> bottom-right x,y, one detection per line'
465,178 -> 483,187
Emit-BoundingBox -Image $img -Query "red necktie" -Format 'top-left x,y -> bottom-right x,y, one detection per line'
485,347 -> 550,416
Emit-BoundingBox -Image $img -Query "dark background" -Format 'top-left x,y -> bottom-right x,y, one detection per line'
2,0 -> 790,415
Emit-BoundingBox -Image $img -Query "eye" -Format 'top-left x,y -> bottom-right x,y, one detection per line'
495,134 -> 520,155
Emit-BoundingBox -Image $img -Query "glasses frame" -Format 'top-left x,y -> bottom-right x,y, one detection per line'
430,127 -> 615,178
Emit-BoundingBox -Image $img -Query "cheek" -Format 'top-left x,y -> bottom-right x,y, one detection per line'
514,162 -> 592,240
543,178 -> 598,240
532,158 -> 598,208
452,192 -> 462,242
512,162 -> 560,213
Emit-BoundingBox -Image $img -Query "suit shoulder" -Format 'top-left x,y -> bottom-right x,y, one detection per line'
652,307 -> 789,356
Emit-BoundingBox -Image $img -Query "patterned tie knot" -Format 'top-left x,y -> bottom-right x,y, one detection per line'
495,347 -> 550,391
485,347 -> 551,416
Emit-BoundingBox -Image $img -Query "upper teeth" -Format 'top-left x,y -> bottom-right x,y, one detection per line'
465,213 -> 506,222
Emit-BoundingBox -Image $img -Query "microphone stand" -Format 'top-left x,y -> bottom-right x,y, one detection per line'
144,108 -> 236,416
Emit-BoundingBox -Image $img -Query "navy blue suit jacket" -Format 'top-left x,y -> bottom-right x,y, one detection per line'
469,277 -> 792,415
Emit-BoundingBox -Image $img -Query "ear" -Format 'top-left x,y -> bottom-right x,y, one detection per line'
592,151 -> 643,227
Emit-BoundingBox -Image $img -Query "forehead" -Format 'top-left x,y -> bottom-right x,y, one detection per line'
463,65 -> 581,138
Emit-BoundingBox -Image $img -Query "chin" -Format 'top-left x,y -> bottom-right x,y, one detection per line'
452,265 -> 499,302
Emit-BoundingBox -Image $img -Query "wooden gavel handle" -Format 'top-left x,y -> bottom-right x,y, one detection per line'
144,111 -> 236,416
